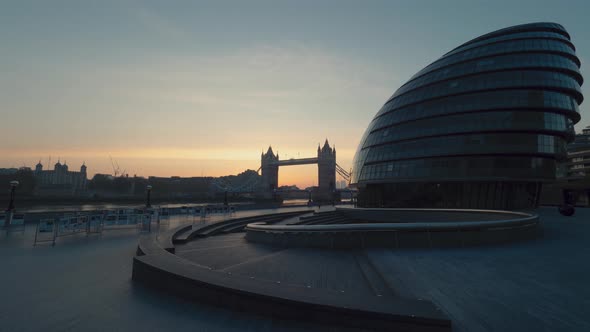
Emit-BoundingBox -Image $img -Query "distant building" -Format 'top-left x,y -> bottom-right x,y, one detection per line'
278,185 -> 300,191
0,168 -> 19,175
34,160 -> 88,195
562,126 -> 590,180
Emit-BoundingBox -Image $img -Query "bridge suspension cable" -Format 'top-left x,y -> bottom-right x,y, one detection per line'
335,163 -> 351,183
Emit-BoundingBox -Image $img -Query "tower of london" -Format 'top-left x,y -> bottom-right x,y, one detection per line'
34,160 -> 88,195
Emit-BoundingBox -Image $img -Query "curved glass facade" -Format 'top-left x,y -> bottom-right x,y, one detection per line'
351,22 -> 583,209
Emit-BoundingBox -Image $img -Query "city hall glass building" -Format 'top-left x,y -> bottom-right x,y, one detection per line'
351,23 -> 583,209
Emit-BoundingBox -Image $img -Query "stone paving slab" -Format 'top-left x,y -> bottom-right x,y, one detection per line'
220,247 -> 376,295
176,241 -> 282,270
366,207 -> 590,332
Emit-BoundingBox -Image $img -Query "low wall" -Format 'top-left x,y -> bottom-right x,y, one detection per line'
336,207 -> 526,223
245,208 -> 541,249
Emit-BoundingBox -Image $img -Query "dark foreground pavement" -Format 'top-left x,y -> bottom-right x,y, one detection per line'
1,207 -> 588,331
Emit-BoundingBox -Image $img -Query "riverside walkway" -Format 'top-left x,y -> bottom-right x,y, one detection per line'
0,207 -> 589,331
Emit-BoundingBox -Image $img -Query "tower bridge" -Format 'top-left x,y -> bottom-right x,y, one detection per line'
260,139 -> 349,200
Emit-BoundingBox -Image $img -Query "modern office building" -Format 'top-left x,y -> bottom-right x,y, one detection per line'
563,126 -> 590,180
351,22 -> 583,209
546,126 -> 590,206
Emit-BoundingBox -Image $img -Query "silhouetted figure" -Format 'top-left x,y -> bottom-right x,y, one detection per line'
559,189 -> 575,216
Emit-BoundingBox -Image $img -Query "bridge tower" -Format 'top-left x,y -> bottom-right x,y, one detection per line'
261,146 -> 279,193
317,139 -> 336,199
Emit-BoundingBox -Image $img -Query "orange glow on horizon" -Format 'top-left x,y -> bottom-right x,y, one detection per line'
278,164 -> 318,189
0,147 -> 354,189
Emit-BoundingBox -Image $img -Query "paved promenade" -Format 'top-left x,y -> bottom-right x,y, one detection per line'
367,207 -> 590,332
1,206 -> 588,331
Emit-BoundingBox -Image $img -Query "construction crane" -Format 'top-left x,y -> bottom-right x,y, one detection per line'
109,156 -> 126,178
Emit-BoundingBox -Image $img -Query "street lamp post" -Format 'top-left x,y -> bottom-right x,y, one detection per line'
5,180 -> 19,228
6,180 -> 19,212
307,190 -> 312,205
146,185 -> 152,208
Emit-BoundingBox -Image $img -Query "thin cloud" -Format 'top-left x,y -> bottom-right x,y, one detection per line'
133,6 -> 186,40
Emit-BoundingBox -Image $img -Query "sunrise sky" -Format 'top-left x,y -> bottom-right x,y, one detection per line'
1,0 -> 588,188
